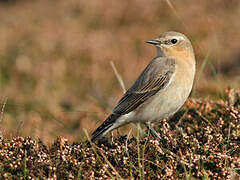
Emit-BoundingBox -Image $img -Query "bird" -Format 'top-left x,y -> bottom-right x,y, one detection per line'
91,31 -> 196,142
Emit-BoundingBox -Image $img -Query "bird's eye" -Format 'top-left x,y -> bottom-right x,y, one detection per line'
171,39 -> 178,44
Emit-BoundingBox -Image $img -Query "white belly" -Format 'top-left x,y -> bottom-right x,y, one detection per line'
130,79 -> 192,123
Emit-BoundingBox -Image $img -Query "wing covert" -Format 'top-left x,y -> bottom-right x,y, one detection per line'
113,57 -> 175,115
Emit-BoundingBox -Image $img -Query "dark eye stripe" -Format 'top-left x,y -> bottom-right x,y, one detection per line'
163,39 -> 178,45
164,40 -> 171,45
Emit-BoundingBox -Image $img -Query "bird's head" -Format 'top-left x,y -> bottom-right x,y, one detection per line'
146,31 -> 194,57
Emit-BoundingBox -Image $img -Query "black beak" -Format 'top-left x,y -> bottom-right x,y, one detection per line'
145,40 -> 161,45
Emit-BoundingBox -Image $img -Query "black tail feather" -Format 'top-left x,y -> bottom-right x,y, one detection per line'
91,113 -> 120,142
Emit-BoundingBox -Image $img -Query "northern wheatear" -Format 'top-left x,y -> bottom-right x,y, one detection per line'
91,31 -> 196,142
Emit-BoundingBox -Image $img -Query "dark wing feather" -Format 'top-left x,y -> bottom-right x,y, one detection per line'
113,57 -> 175,115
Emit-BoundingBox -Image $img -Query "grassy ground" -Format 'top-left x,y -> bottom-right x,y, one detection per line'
0,89 -> 240,179
0,0 -> 240,179
0,0 -> 239,143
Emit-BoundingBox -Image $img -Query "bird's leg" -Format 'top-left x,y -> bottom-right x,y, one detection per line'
145,122 -> 168,148
144,122 -> 162,140
145,122 -> 169,148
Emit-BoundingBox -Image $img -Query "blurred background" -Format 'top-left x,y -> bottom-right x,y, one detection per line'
0,0 -> 239,144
